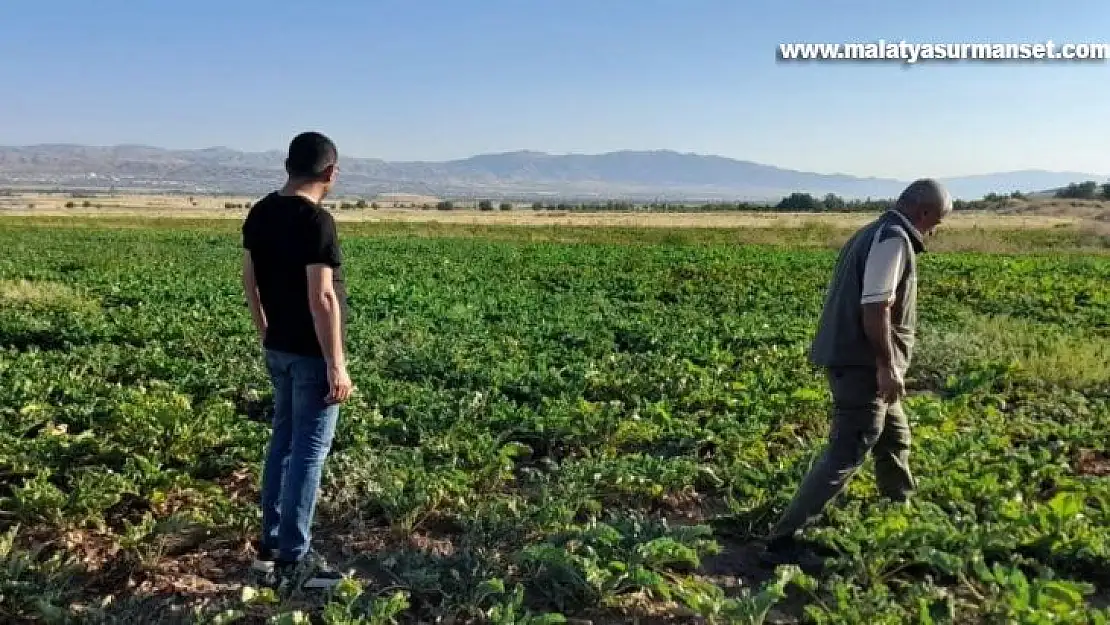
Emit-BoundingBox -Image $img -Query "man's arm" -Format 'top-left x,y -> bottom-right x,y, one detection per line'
860,235 -> 906,402
308,264 -> 352,404
862,302 -> 897,393
307,264 -> 345,369
242,251 -> 267,341
306,212 -> 352,404
862,303 -> 895,369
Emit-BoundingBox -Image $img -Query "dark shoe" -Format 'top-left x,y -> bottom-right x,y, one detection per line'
250,540 -> 278,574
759,536 -> 798,566
758,536 -> 832,571
275,552 -> 346,592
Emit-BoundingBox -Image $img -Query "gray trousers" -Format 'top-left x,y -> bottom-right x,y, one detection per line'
770,366 -> 916,540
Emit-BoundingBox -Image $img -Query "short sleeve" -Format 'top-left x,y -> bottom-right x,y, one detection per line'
306,211 -> 342,267
860,235 -> 906,304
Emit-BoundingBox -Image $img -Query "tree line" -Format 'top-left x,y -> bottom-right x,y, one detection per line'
1054,181 -> 1110,200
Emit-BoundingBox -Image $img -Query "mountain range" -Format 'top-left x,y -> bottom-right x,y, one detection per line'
0,144 -> 1105,201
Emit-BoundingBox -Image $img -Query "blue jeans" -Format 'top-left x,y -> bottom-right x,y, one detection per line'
260,349 -> 340,562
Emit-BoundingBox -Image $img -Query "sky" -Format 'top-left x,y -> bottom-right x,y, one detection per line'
1,0 -> 1108,179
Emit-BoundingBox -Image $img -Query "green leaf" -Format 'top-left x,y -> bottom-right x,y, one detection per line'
1037,580 -> 1087,607
791,387 -> 824,402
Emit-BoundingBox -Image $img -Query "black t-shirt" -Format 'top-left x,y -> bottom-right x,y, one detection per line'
242,192 -> 349,358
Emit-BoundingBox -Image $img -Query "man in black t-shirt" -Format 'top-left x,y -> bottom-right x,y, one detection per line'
241,131 -> 352,591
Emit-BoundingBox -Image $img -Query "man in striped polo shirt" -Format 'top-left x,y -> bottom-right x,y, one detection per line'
763,179 -> 953,564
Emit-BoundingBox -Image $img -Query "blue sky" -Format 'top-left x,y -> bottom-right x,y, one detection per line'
1,0 -> 1107,179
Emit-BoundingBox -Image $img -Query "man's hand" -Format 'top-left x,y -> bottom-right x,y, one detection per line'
876,365 -> 904,404
325,363 -> 353,405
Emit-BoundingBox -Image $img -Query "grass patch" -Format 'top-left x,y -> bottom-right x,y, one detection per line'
916,313 -> 1110,389
0,279 -> 99,313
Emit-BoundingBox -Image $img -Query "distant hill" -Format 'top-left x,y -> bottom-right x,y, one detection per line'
0,144 -> 1105,201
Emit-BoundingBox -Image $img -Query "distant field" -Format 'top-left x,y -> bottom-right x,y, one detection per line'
3,191 -> 1109,225
2,191 -> 1108,231
4,198 -> 1110,256
0,205 -> 1086,229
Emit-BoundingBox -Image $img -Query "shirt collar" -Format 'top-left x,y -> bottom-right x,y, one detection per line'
885,209 -> 926,253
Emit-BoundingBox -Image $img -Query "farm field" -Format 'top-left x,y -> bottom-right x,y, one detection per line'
2,216 -> 1110,624
4,191 -> 1110,233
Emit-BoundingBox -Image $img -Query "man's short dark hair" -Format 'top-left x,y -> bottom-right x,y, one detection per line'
285,132 -> 338,179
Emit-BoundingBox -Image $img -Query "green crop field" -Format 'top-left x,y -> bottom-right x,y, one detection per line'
2,217 -> 1110,624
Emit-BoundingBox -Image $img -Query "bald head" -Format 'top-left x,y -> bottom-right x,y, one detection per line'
895,178 -> 952,234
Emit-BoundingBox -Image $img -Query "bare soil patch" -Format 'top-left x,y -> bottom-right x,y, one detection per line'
1076,449 -> 1110,477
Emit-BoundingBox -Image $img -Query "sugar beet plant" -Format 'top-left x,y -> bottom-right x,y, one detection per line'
0,220 -> 1109,623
